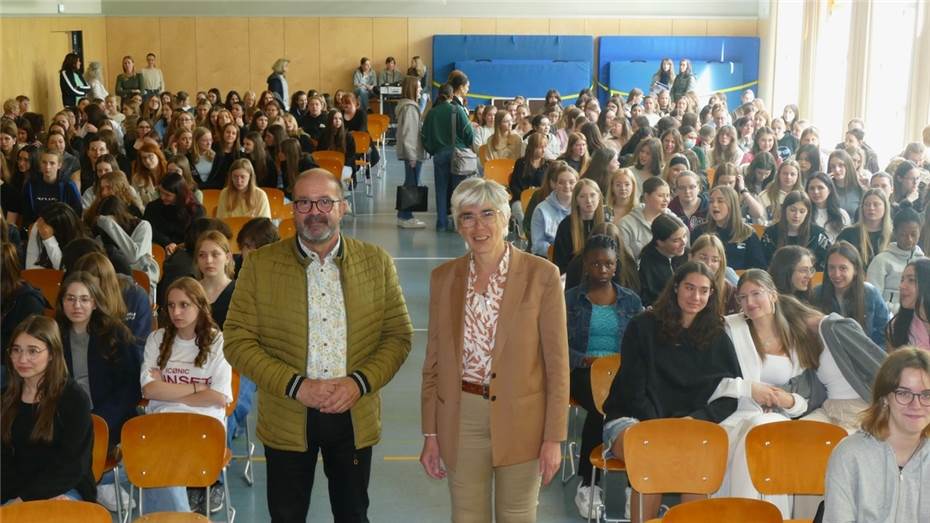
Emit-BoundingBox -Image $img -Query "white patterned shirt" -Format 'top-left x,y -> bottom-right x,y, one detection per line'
299,237 -> 348,380
462,245 -> 511,385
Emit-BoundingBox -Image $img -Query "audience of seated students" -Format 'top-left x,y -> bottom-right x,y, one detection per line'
56,270 -> 141,509
815,241 -> 890,346
23,148 -> 82,227
637,214 -> 689,307
823,347 -> 930,522
867,207 -> 925,314
690,233 -> 740,314
530,161 -> 577,256
837,188 -> 893,268
692,186 -> 766,270
761,190 -> 830,269
602,261 -> 742,522
216,159 -> 270,219
144,172 -> 205,256
557,132 -> 590,175
668,169 -> 707,232
1,315 -> 95,504
25,202 -> 86,270
552,179 -> 606,273
564,234 -> 644,518
139,277 -> 232,514
606,167 -> 638,224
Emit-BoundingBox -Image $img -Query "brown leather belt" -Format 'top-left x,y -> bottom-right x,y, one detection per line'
461,380 -> 490,399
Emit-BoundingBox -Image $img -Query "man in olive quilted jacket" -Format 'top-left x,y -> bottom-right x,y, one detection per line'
225,168 -> 413,523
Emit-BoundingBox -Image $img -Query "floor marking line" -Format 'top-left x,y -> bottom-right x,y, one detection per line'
383,456 -> 420,462
393,257 -> 455,261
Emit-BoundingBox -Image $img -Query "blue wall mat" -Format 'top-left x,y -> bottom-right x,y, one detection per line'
597,36 -> 759,108
608,60 -> 745,104
433,35 -> 594,108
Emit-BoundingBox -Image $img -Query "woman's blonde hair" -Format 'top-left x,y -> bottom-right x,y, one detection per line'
223,158 -> 261,215
569,179 -> 606,255
195,230 -> 235,279
606,167 -> 638,218
271,58 -> 289,75
706,186 -> 753,243
860,347 -> 930,439
691,234 -> 729,313
853,188 -> 893,267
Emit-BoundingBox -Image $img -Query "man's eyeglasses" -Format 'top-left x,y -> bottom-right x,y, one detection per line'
293,198 -> 341,214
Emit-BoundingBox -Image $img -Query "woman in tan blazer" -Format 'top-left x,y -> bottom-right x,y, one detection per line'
420,177 -> 570,522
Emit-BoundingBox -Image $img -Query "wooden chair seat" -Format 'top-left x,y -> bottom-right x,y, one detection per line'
588,443 -> 625,471
0,499 -> 110,522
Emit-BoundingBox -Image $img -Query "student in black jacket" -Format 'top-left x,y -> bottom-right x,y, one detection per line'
59,53 -> 89,109
23,149 -> 82,227
638,214 -> 689,307
1,241 -> 50,355
1,316 -> 95,503
553,179 -> 606,273
602,261 -> 741,522
300,95 -> 327,147
761,191 -> 831,269
143,173 -> 205,256
691,185 -> 766,270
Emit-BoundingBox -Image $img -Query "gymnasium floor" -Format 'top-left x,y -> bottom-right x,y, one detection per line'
158,144 -> 609,522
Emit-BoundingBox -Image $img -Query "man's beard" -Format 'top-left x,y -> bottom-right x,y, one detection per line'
297,215 -> 335,244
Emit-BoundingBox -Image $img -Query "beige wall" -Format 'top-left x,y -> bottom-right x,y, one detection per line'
2,16 -> 759,117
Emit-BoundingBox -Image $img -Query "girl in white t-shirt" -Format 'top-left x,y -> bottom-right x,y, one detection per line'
139,277 -> 232,514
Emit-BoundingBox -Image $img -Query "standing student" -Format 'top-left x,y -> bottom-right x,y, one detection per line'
224,170 -> 412,522
887,259 -> 930,351
823,348 -> 930,522
815,241 -> 890,346
691,186 -> 766,270
140,277 -> 232,514
602,262 -> 741,522
115,55 -> 143,99
56,271 -> 141,510
140,53 -> 165,98
1,316 -> 95,504
266,59 -> 290,111
565,235 -> 643,518
868,207 -> 925,314
394,75 -> 427,229
59,53 -> 89,109
216,159 -> 271,219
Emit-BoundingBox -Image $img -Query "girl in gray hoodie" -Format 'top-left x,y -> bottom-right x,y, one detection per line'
867,207 -> 925,314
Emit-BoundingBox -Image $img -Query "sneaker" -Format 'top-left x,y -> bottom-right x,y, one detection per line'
398,218 -> 426,229
187,487 -> 205,514
208,485 -> 225,514
575,483 -> 603,519
97,483 -> 134,512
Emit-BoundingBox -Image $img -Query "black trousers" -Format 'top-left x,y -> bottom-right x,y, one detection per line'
570,366 -> 603,485
265,409 -> 372,523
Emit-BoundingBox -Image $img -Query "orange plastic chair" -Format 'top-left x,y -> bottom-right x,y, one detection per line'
316,157 -> 345,180
151,244 -> 166,274
0,499 -> 111,522
121,413 -> 233,521
92,415 -> 128,519
746,420 -> 847,509
623,419 -> 729,523
311,150 -> 345,166
21,268 -> 63,305
484,158 -> 516,188
477,144 -> 490,166
201,189 -> 221,218
279,217 -> 296,239
132,270 -> 152,297
264,188 -> 289,220
706,166 -> 717,187
662,497 -> 782,523
351,131 -> 373,186
584,355 -> 623,521
520,187 -> 537,213
220,216 -> 252,253
812,271 -> 824,286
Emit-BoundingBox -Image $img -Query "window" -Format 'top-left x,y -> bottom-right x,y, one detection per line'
810,0 -> 853,146
771,0 -> 804,115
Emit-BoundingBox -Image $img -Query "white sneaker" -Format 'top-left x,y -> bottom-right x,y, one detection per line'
398,218 -> 426,229
97,483 -> 134,512
575,483 -> 603,519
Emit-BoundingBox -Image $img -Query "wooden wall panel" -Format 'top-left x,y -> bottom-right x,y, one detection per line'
672,19 -> 708,35
284,18 -> 321,95
159,17 -> 197,95
548,18 -> 587,35
1,19 -> 25,106
498,18 -> 549,35
248,18 -> 285,95
620,18 -> 673,35
105,17 -> 160,93
584,19 -> 620,35
372,18 -> 409,78
461,18 -> 497,35
318,18 -> 373,94
195,17 -> 250,93
707,19 -> 758,36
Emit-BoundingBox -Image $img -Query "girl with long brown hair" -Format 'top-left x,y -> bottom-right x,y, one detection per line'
216,159 -> 270,219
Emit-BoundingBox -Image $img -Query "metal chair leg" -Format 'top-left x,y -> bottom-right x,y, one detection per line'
242,415 -> 255,486
223,468 -> 236,523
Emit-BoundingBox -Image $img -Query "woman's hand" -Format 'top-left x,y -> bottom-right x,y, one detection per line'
419,435 -> 446,480
148,367 -> 163,382
165,243 -> 178,256
538,440 -> 561,486
773,389 -> 796,410
750,382 -> 780,407
35,218 -> 54,240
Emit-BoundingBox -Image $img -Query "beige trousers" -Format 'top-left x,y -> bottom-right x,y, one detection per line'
448,392 -> 541,523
